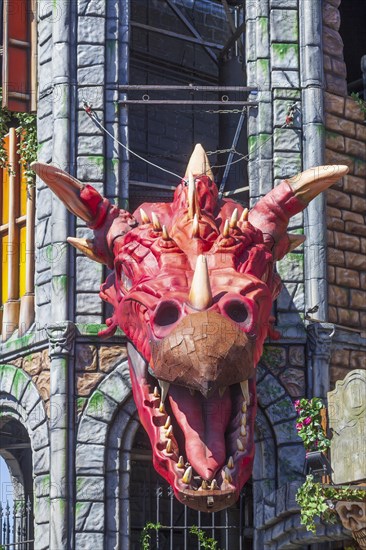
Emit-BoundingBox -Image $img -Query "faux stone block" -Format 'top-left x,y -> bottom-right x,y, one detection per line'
273,152 -> 302,180
271,43 -> 299,70
280,368 -> 305,397
274,100 -> 301,128
78,16 -> 105,44
76,475 -> 105,501
78,0 -> 105,16
274,128 -> 301,152
272,69 -> 299,88
257,375 -> 286,407
277,253 -> 304,282
78,416 -> 108,445
270,9 -> 298,42
256,17 -> 270,58
98,372 -> 130,404
85,390 -> 118,422
75,443 -> 105,474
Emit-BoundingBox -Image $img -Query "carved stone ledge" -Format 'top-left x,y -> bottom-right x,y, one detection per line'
46,322 -> 75,357
307,322 -> 336,398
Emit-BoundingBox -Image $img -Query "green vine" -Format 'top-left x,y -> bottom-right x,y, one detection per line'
140,522 -> 222,549
296,475 -> 366,534
0,88 -> 37,184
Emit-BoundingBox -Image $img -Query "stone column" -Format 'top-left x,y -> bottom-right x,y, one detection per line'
47,322 -> 75,550
307,323 -> 334,399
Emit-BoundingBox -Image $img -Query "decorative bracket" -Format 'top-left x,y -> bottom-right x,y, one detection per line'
46,322 -> 75,357
307,322 -> 336,399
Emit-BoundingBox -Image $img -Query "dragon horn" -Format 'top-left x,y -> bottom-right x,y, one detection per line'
184,143 -> 214,181
67,237 -> 105,264
189,255 -> 213,311
287,165 -> 349,203
248,164 -> 348,257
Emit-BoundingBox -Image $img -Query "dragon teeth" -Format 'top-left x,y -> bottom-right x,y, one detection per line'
237,439 -> 244,452
159,402 -> 165,413
224,467 -> 232,482
227,456 -> 234,469
159,380 -> 170,403
201,480 -> 208,490
177,456 -> 185,469
241,414 -> 246,426
153,386 -> 160,398
166,425 -> 173,438
242,402 -> 247,413
210,479 -> 218,490
240,380 -> 250,403
166,439 -> 172,453
182,466 -> 192,484
240,425 -> 247,437
164,416 -> 171,429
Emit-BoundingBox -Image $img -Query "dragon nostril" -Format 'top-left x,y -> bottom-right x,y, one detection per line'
224,300 -> 248,324
154,302 -> 180,327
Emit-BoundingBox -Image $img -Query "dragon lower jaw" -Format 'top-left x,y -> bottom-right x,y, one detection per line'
128,343 -> 256,513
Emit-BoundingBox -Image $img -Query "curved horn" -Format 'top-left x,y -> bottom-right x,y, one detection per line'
32,162 -> 100,224
248,164 -> 349,254
67,237 -> 105,264
188,255 -> 213,311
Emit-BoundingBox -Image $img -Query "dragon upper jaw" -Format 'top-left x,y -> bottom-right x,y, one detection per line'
127,343 -> 256,513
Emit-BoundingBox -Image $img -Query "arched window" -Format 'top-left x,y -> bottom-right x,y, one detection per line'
129,424 -> 254,549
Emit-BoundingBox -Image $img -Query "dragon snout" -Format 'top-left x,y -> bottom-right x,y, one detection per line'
150,309 -> 255,398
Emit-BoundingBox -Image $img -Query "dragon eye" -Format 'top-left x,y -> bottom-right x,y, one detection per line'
223,300 -> 248,324
154,301 -> 180,327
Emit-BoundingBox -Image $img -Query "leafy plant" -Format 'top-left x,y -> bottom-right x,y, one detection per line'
0,88 -> 37,184
140,522 -> 162,550
294,397 -> 330,453
296,475 -> 366,533
351,92 -> 366,119
140,522 -> 222,549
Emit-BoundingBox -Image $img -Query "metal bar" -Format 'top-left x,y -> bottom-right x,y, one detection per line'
218,109 -> 247,197
119,100 -> 257,106
131,21 -> 222,50
219,21 -> 246,60
169,490 -> 174,550
165,0 -> 217,63
222,185 -> 250,197
118,85 -> 256,91
130,180 -> 177,191
184,506 -> 187,550
239,493 -> 243,550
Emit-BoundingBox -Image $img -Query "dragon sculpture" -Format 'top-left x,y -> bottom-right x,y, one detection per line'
33,145 -> 347,512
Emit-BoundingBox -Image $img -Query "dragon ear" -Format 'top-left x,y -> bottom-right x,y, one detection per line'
31,162 -> 106,224
184,144 -> 214,181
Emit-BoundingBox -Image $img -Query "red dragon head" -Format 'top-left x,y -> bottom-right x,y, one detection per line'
33,146 -> 347,512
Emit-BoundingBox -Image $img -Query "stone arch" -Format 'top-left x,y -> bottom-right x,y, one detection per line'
0,363 -> 50,549
75,358 -> 135,549
256,365 -> 305,488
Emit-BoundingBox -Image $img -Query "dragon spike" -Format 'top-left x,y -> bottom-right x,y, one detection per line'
152,212 -> 162,231
240,208 -> 249,222
67,237 -> 105,264
140,208 -> 150,224
184,143 -> 214,181
223,219 -> 230,238
288,165 -> 349,203
187,172 -> 201,220
189,255 -> 213,311
162,225 -> 170,240
287,233 -> 306,252
192,214 -> 200,238
229,208 -> 238,228
31,162 -> 100,223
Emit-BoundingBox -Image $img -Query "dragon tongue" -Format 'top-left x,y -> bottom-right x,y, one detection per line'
168,385 -> 232,480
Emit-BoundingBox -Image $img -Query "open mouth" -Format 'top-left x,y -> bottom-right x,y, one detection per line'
128,343 -> 256,512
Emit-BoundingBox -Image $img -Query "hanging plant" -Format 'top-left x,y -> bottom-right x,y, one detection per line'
0,87 -> 37,184
294,397 -> 331,453
296,475 -> 366,534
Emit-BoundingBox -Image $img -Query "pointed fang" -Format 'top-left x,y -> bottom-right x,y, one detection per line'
188,255 -> 213,311
67,237 -> 104,264
240,381 -> 250,404
287,233 -> 306,253
223,219 -> 230,237
164,416 -> 171,430
166,439 -> 172,453
153,386 -> 160,398
177,456 -> 185,469
237,439 -> 244,452
182,466 -> 192,484
140,208 -> 150,224
152,212 -> 162,231
227,456 -> 234,469
240,208 -> 249,222
159,380 -> 170,403
210,479 -> 218,490
224,467 -> 232,483
162,225 -> 170,241
201,480 -> 208,490
166,425 -> 173,439
192,214 -> 200,238
240,425 -> 247,437
229,208 -> 238,228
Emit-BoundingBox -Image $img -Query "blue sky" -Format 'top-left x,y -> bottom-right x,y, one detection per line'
0,457 -> 13,508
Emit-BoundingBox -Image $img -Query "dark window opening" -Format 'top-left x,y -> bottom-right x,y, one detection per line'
339,1 -> 366,95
